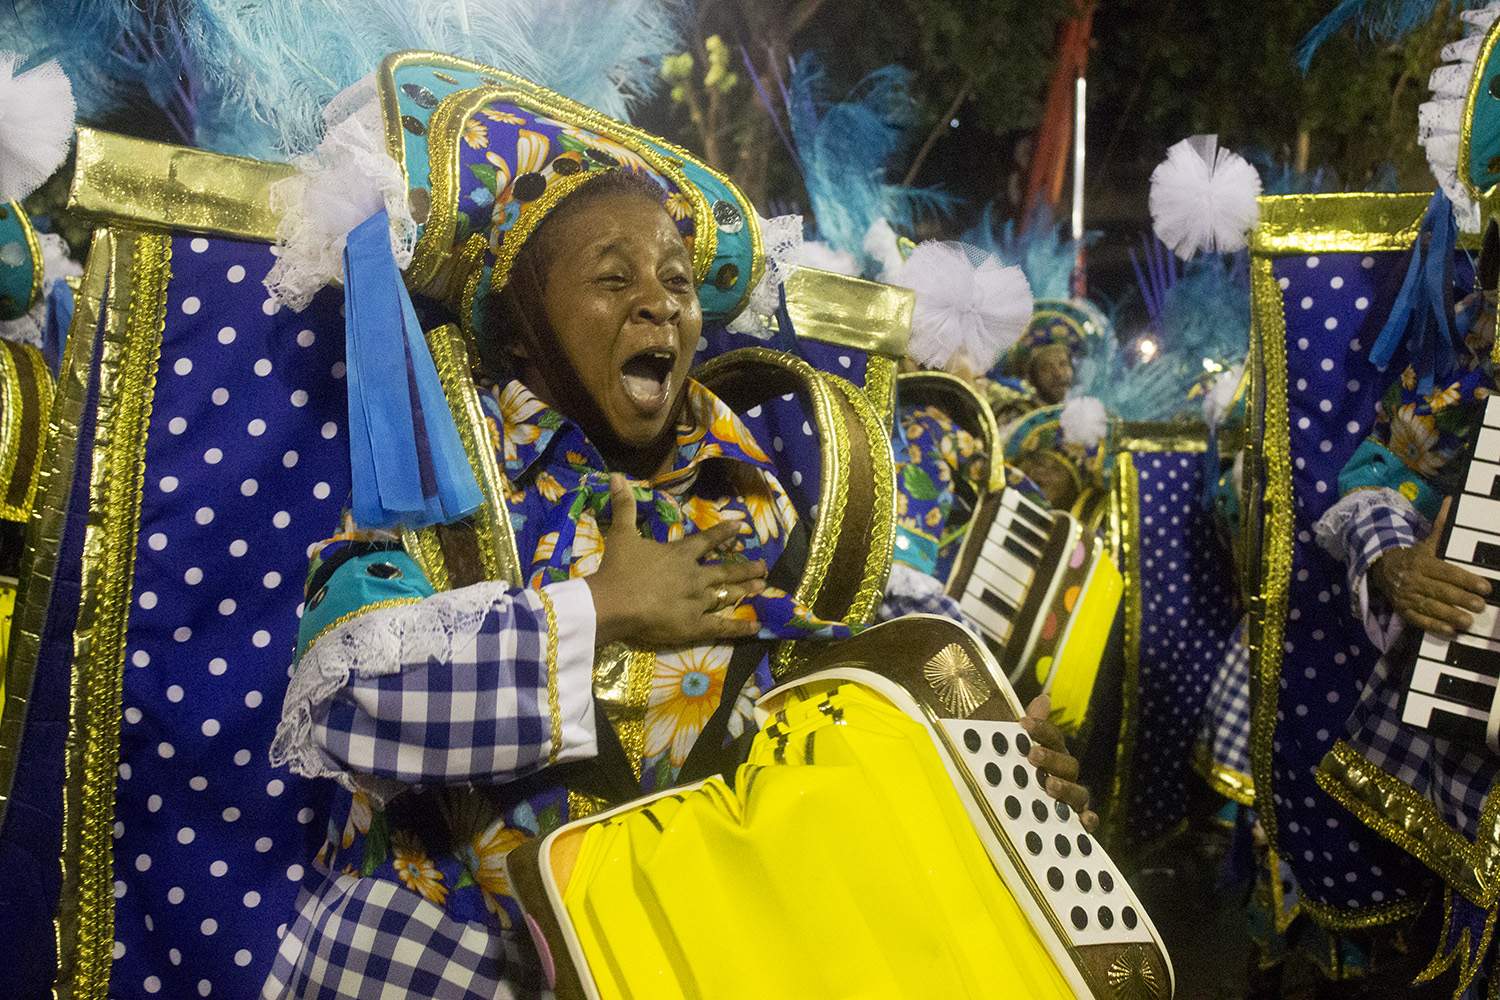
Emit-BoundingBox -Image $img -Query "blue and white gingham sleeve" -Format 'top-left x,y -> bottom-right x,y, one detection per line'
1314,487 -> 1429,652
275,577 -> 597,795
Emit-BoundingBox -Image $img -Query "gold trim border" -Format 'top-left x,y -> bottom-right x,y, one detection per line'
1191,742 -> 1255,808
56,227 -> 169,999
1459,14 -> 1500,211
1251,192 -> 1483,255
1104,452 -> 1142,851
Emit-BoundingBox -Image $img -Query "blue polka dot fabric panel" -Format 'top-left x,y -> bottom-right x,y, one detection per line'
1125,454 -> 1239,845
694,323 -> 872,393
109,236 -> 348,999
796,337 -> 870,392
736,395 -> 824,523
1262,250 -> 1472,914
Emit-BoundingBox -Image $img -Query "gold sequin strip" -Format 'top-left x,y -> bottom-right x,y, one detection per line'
536,588 -> 563,765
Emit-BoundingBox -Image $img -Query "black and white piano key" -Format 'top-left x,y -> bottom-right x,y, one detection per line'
1466,459 -> 1500,502
1476,422 -> 1500,465
1455,493 -> 1500,535
1409,657 -> 1497,710
982,527 -> 1042,570
1420,632 -> 1500,679
960,590 -> 1015,644
1447,527 -> 1500,576
1004,489 -> 1054,533
1401,690 -> 1490,746
976,539 -> 1037,591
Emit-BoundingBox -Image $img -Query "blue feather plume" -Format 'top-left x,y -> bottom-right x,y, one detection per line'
964,203 -> 1095,302
0,2 -> 138,125
1296,0 -> 1487,71
784,53 -> 959,276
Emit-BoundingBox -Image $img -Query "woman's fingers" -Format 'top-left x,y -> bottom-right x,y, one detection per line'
1045,774 -> 1093,815
689,519 -> 745,557
713,558 -> 768,585
1427,560 -> 1493,604
1029,742 -> 1080,783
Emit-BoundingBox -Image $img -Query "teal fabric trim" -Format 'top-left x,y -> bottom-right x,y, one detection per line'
295,550 -> 436,662
1471,42 -> 1500,192
892,523 -> 940,576
1337,438 -> 1442,522
0,203 -> 40,322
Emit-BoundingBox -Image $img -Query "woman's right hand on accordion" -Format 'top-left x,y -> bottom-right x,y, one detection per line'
1370,496 -> 1492,636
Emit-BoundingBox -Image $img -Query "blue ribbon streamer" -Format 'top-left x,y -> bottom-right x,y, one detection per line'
343,210 -> 483,528
1368,189 -> 1460,395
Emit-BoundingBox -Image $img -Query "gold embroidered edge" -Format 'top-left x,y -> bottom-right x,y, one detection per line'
536,588 -> 563,765
0,341 -> 27,519
829,373 -> 896,628
303,598 -> 428,660
1190,742 -> 1255,807
57,228 -> 169,1000
0,228 -> 112,834
1251,193 -> 1484,254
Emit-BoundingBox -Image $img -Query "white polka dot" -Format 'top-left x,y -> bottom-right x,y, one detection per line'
189,775 -> 207,791
136,853 -> 152,871
166,684 -> 184,702
1324,316 -> 1338,330
139,591 -> 158,610
262,298 -> 280,316
1306,256 -> 1319,268
801,420 -> 813,436
1279,276 -> 1290,289
168,417 -> 187,435
235,749 -> 252,766
772,436 -> 783,452
1319,399 -> 1332,412
160,476 -> 179,493
1347,421 -> 1360,434
158,742 -> 175,758
331,361 -> 346,379
230,539 -> 248,557
114,880 -> 127,898
125,707 -> 142,724
201,718 -> 220,737
243,890 -> 261,908
113,940 -> 126,959
132,650 -> 150,667
273,510 -> 291,528
241,478 -> 259,496
297,807 -> 315,824
286,863 -> 304,881
267,778 -> 285,797
1316,481 -> 1328,493
296,329 -> 315,347
119,762 -> 132,780
791,471 -> 802,486
263,571 -> 282,589
170,948 -> 182,965
245,690 -> 263,708
144,976 -> 162,993
211,387 -> 228,405
181,297 -> 201,316
209,657 -> 227,675
1330,276 -> 1344,289
196,507 -> 214,525
321,421 -> 338,439
234,950 -> 252,967
222,807 -> 241,822
1297,337 -> 1309,350
168,885 -> 184,903
190,238 -> 209,253
1300,297 -> 1313,310
1320,439 -> 1333,452
226,264 -> 246,283
312,481 -> 330,499
201,918 -> 217,936
198,980 -> 211,997
178,827 -> 195,845
1361,256 -> 1375,268
204,447 -> 223,464
1347,378 -> 1360,392
254,358 -> 273,377
1355,296 -> 1369,310
290,390 -> 308,408
217,326 -> 236,345
255,836 -> 273,852
219,598 -> 236,616
1297,416 -> 1310,430
283,450 -> 299,468
210,860 -> 228,877
1296,378 -> 1307,391
247,418 -> 266,436
1320,358 -> 1334,371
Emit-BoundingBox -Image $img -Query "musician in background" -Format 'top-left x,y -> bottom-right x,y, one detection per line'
988,305 -> 1089,427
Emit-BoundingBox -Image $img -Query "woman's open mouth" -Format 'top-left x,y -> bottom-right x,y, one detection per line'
619,348 -> 676,413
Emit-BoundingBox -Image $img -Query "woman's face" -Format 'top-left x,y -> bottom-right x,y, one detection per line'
1029,343 -> 1074,404
539,193 -> 702,448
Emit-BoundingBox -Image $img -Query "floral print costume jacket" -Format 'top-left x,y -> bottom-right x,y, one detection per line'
264,378 -> 852,998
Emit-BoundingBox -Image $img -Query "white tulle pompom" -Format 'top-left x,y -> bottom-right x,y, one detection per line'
0,54 -> 76,203
894,240 -> 1032,373
1060,395 -> 1108,449
1202,362 -> 1245,431
799,240 -> 861,277
727,213 -> 802,337
1418,3 -> 1500,233
264,79 -> 416,312
863,217 -> 905,283
1149,136 -> 1262,261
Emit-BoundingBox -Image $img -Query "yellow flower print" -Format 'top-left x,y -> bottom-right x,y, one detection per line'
706,404 -> 769,462
462,119 -> 489,150
668,520 -> 685,542
903,417 -> 925,441
665,191 -> 692,220
925,507 -> 943,527
533,116 -> 602,144
484,152 -> 513,191
498,383 -> 545,463
534,531 -> 560,565
481,108 -> 525,125
470,823 -> 528,921
341,789 -> 373,849
727,681 -> 762,739
1400,365 -> 1417,391
515,130 -> 551,174
683,495 -> 728,530
535,471 -> 567,502
897,491 -> 908,515
1429,381 -> 1461,411
1388,403 -> 1443,477
741,485 -> 781,542
391,832 -> 448,906
570,513 -> 606,577
907,444 -> 922,464
565,450 -> 589,467
645,645 -> 729,766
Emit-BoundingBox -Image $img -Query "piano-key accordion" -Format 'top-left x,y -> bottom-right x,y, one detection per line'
506,618 -> 1174,1000
945,486 -> 1123,729
1399,394 -> 1500,750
